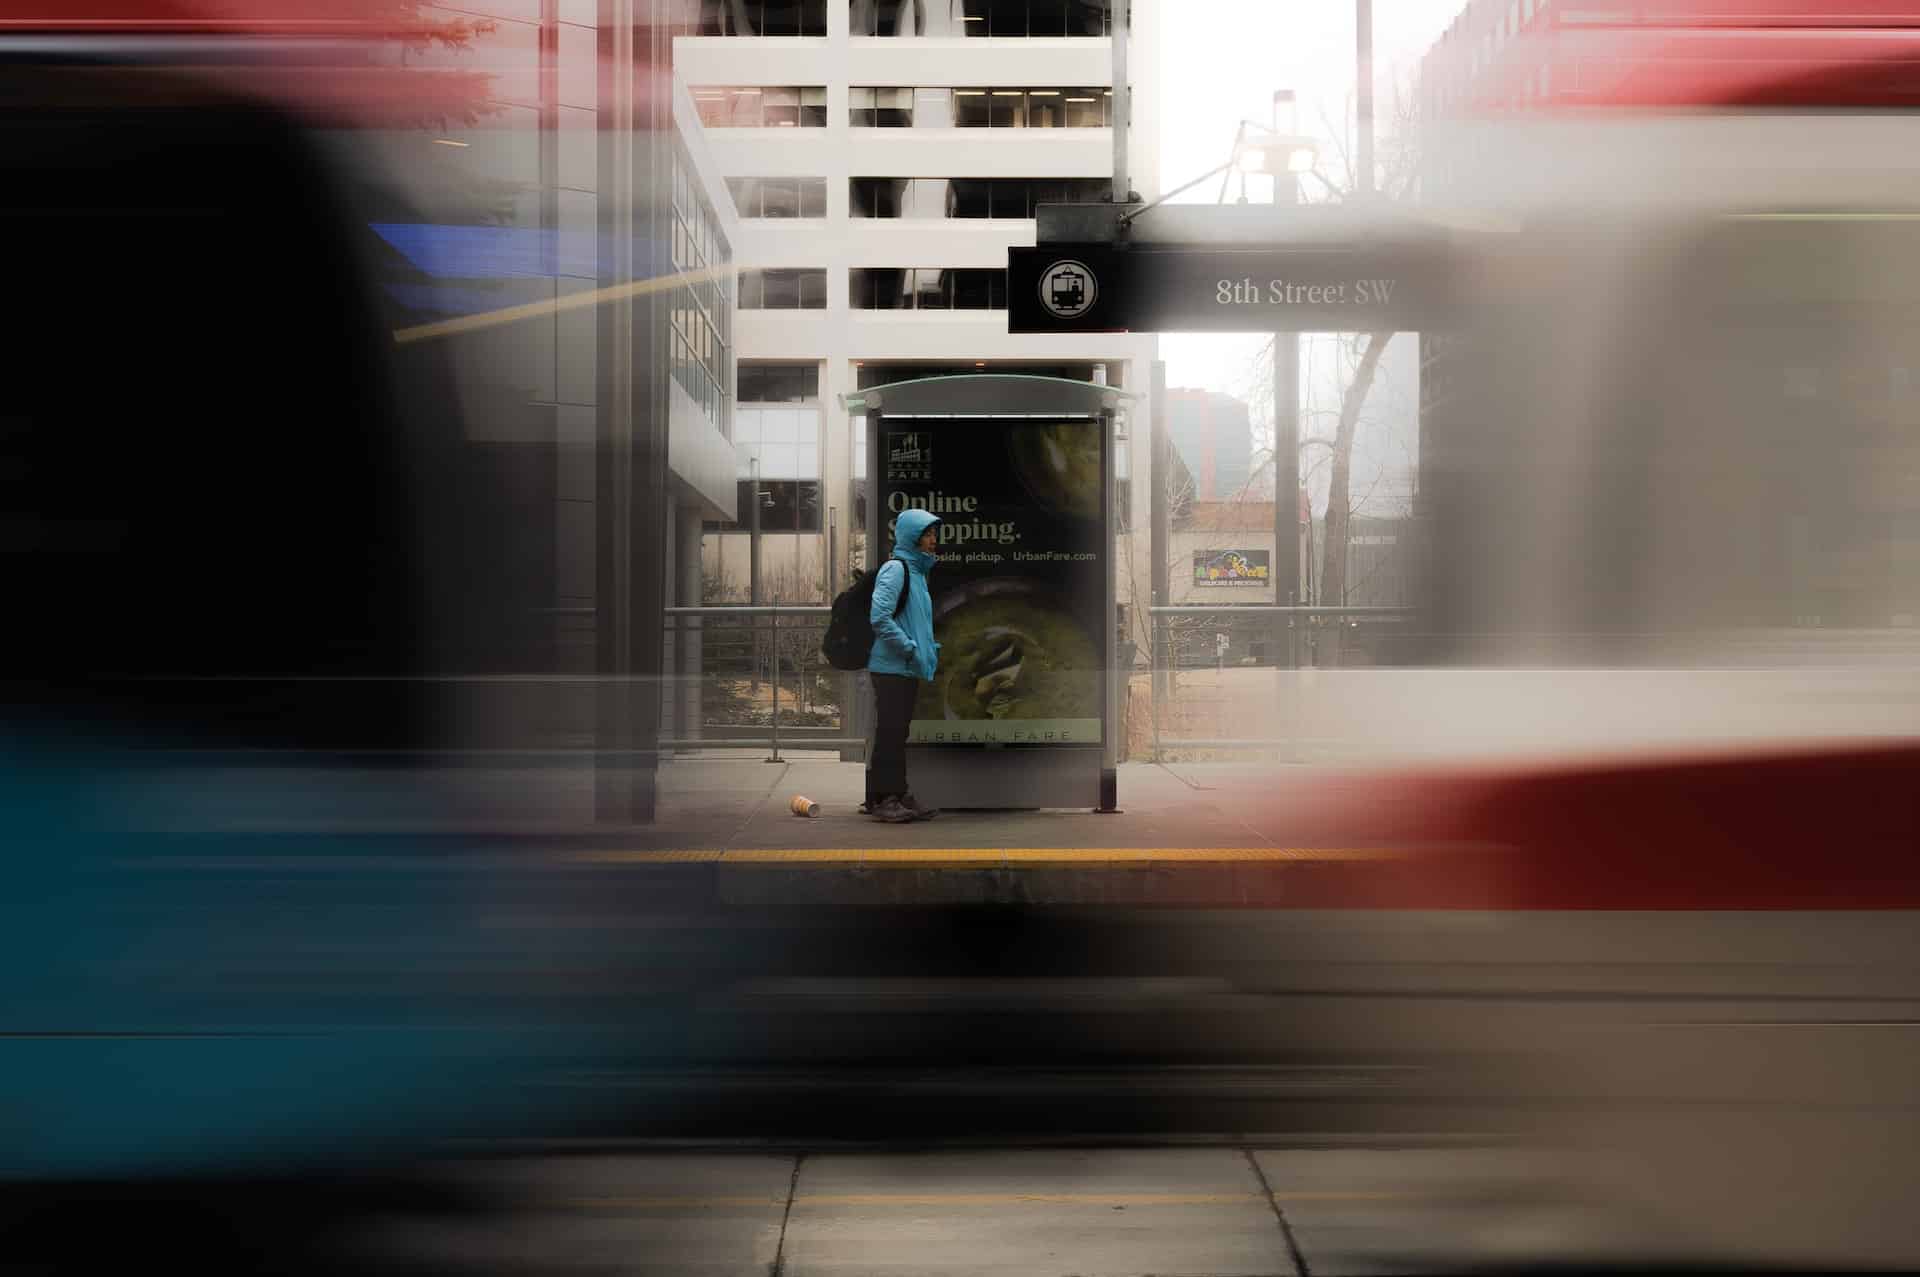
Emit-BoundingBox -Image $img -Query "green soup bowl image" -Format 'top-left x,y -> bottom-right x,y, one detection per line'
1006,420 -> 1103,522
915,578 -> 1102,723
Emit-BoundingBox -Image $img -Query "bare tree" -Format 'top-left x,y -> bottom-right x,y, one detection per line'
1243,74 -> 1422,660
1318,330 -> 1395,610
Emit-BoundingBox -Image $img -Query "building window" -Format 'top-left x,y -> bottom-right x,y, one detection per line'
850,178 -> 905,218
956,0 -> 1110,35
951,268 -> 1005,308
951,87 -> 1112,127
739,268 -> 827,309
670,137 -> 732,433
849,86 -> 916,126
849,178 -> 951,218
852,177 -> 1109,218
850,268 -> 1005,310
853,0 -> 1109,35
739,363 -> 819,403
705,478 -> 824,533
706,363 -> 823,533
691,86 -> 827,128
852,0 -> 919,34
851,87 -> 1111,127
727,177 -> 828,218
697,0 -> 827,35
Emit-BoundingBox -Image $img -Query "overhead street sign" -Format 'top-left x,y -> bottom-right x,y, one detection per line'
1008,242 -> 1462,333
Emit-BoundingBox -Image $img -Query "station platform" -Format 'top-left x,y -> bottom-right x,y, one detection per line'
589,756 -> 1436,906
644,756 -> 1308,855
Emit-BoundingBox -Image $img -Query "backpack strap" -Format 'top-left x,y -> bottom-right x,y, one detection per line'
882,555 -> 910,617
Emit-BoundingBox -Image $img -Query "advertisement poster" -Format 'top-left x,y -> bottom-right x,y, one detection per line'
878,417 -> 1107,746
1193,548 -> 1270,585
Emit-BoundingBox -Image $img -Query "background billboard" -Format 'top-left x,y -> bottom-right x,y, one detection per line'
1193,548 -> 1271,586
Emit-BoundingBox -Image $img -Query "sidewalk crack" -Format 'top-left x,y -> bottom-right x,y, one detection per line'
1243,1146 -> 1311,1277
730,761 -> 791,847
768,1150 -> 806,1277
1155,761 -> 1213,791
1231,812 -> 1281,848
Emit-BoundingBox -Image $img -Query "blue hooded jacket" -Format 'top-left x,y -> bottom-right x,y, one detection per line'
868,507 -> 940,680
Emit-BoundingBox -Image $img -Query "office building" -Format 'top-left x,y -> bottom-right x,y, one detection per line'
674,0 -> 1160,604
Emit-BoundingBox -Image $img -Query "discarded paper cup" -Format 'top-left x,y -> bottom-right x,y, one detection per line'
790,795 -> 821,818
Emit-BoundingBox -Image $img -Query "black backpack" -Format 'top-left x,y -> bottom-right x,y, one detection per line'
821,556 -> 909,671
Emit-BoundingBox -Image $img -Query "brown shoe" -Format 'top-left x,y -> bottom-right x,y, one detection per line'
869,796 -> 916,824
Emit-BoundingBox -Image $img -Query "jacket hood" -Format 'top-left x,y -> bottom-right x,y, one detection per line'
893,507 -> 942,562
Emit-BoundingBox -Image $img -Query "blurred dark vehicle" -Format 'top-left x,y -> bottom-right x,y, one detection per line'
0,4 -> 619,1207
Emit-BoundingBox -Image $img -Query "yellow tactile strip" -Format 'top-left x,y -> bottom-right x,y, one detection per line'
563,847 -> 1409,866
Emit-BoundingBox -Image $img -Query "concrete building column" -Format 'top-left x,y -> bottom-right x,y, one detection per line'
676,502 -> 705,750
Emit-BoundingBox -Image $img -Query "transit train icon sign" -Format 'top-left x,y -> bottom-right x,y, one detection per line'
1008,243 -> 1452,333
1039,260 -> 1096,318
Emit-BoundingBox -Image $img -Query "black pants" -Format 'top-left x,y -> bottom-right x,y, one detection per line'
866,671 -> 918,806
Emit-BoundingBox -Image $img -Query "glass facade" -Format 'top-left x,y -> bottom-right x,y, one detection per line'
670,136 -> 733,434
850,177 -> 1110,218
738,268 -> 828,309
696,0 -> 828,35
691,87 -> 829,127
851,87 -> 1115,127
705,363 -> 823,533
727,177 -> 828,218
851,0 -> 1110,36
850,268 -> 1008,310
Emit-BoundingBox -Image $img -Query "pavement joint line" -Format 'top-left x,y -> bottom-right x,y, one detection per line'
1232,812 -> 1284,854
768,1151 -> 804,1277
1156,761 -> 1214,791
559,847 -> 1411,865
1244,1147 -> 1314,1277
730,759 -> 791,847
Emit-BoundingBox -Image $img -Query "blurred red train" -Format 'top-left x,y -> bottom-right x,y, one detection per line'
1209,4 -> 1920,1263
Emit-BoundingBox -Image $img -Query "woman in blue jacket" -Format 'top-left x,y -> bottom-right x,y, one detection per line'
866,507 -> 941,822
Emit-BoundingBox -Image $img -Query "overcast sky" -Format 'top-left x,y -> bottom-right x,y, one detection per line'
1154,0 -> 1458,400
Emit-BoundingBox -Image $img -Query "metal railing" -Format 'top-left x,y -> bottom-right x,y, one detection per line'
662,604 -> 864,761
572,600 -> 1419,763
1143,604 -> 1417,759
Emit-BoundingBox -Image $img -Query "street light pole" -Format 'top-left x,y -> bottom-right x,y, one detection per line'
748,453 -> 762,607
1271,90 -> 1302,668
1357,0 -> 1374,197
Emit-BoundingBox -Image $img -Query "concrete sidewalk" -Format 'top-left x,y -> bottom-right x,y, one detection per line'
377,1145 -> 1635,1276
653,757 -> 1289,853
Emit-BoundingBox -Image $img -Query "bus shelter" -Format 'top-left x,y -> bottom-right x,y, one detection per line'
842,375 -> 1133,812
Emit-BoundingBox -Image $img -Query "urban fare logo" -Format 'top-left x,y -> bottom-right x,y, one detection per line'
1215,278 -> 1398,306
1039,260 -> 1097,319
886,431 -> 931,482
